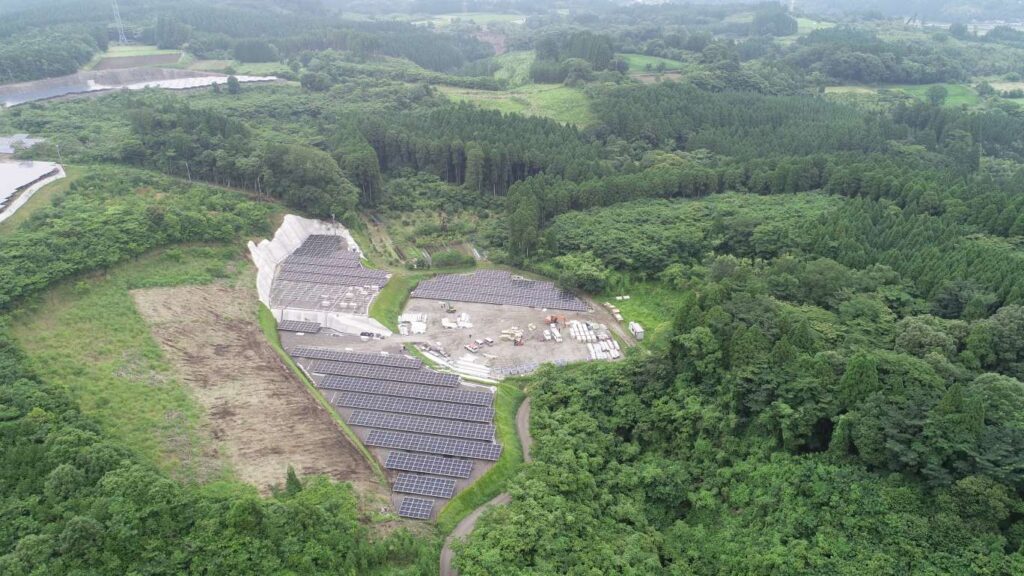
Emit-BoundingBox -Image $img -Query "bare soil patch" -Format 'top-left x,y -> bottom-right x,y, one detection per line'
132,283 -> 386,497
93,53 -> 182,70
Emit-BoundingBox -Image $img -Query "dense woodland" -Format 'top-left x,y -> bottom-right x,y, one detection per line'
4,0 -> 1024,574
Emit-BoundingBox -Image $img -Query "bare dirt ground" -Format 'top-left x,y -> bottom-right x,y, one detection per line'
92,53 -> 182,70
132,283 -> 387,498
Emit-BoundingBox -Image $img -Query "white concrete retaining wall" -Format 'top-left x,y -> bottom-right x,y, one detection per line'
248,215 -> 392,337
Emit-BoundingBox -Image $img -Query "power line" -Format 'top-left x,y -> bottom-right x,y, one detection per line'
112,0 -> 128,44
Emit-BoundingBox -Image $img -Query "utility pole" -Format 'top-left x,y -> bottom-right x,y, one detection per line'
112,0 -> 128,44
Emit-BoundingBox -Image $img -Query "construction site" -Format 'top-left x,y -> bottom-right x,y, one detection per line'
249,216 -> 633,520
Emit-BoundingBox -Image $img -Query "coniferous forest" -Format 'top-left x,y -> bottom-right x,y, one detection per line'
3,0 -> 1024,574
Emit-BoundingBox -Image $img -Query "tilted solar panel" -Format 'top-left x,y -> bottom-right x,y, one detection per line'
317,374 -> 492,406
307,359 -> 460,387
398,497 -> 434,519
366,430 -> 503,461
351,410 -> 495,441
393,473 -> 456,499
291,347 -> 423,369
333,392 -> 494,422
385,451 -> 474,478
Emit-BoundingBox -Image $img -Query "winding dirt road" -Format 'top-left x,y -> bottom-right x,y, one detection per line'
440,397 -> 533,576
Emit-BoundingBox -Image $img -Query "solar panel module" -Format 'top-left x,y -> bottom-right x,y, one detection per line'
393,473 -> 456,499
385,451 -> 474,478
277,320 -> 322,333
333,392 -> 494,422
411,270 -> 588,311
317,374 -> 493,406
366,430 -> 503,461
350,410 -> 496,441
291,347 -> 423,369
307,359 -> 460,387
398,497 -> 434,519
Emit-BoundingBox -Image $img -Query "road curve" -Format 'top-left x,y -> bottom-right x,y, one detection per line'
439,397 -> 532,576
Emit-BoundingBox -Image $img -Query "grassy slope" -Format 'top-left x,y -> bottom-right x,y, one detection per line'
10,247 -> 239,480
436,381 -> 526,533
369,271 -> 428,332
600,282 -> 683,346
257,304 -> 387,483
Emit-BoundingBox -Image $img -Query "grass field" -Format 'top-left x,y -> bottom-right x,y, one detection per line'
10,247 -> 240,481
826,83 -> 982,108
600,281 -> 684,345
493,51 -> 534,87
422,12 -> 526,26
438,83 -> 595,126
892,83 -> 979,107
436,380 -> 526,533
369,271 -> 429,332
619,53 -> 686,72
797,17 -> 835,34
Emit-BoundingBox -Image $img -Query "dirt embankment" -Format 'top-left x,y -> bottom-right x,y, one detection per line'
132,283 -> 386,497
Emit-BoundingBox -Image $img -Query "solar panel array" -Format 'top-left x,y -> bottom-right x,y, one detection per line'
398,497 -> 434,520
290,235 -> 348,256
308,359 -> 460,387
367,430 -> 503,461
278,268 -> 389,286
411,270 -> 588,311
292,346 -> 423,369
393,473 -> 457,499
270,235 -> 389,314
284,254 -> 364,269
351,410 -> 495,441
319,374 -> 492,406
385,451 -> 474,478
277,320 -> 322,333
332,392 -> 494,422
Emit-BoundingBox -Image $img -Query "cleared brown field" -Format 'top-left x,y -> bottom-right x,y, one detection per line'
93,53 -> 182,70
132,283 -> 388,497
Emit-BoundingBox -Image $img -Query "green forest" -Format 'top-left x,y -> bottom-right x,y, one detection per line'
3,0 -> 1024,574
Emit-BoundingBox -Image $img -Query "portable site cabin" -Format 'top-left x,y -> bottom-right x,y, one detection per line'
629,321 -> 645,340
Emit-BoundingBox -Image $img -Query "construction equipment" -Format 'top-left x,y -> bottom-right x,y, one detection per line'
440,301 -> 456,313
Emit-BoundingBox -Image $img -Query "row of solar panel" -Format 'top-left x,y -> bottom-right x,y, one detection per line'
318,374 -> 491,406
284,254 -> 362,267
278,320 -> 322,333
411,288 -> 589,312
282,263 -> 373,276
398,497 -> 433,519
412,284 -> 585,307
351,410 -> 495,441
385,451 -> 473,478
331,392 -> 494,422
367,429 -> 503,461
292,346 -> 423,370
278,270 -> 389,287
394,473 -> 456,499
308,359 -> 460,387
